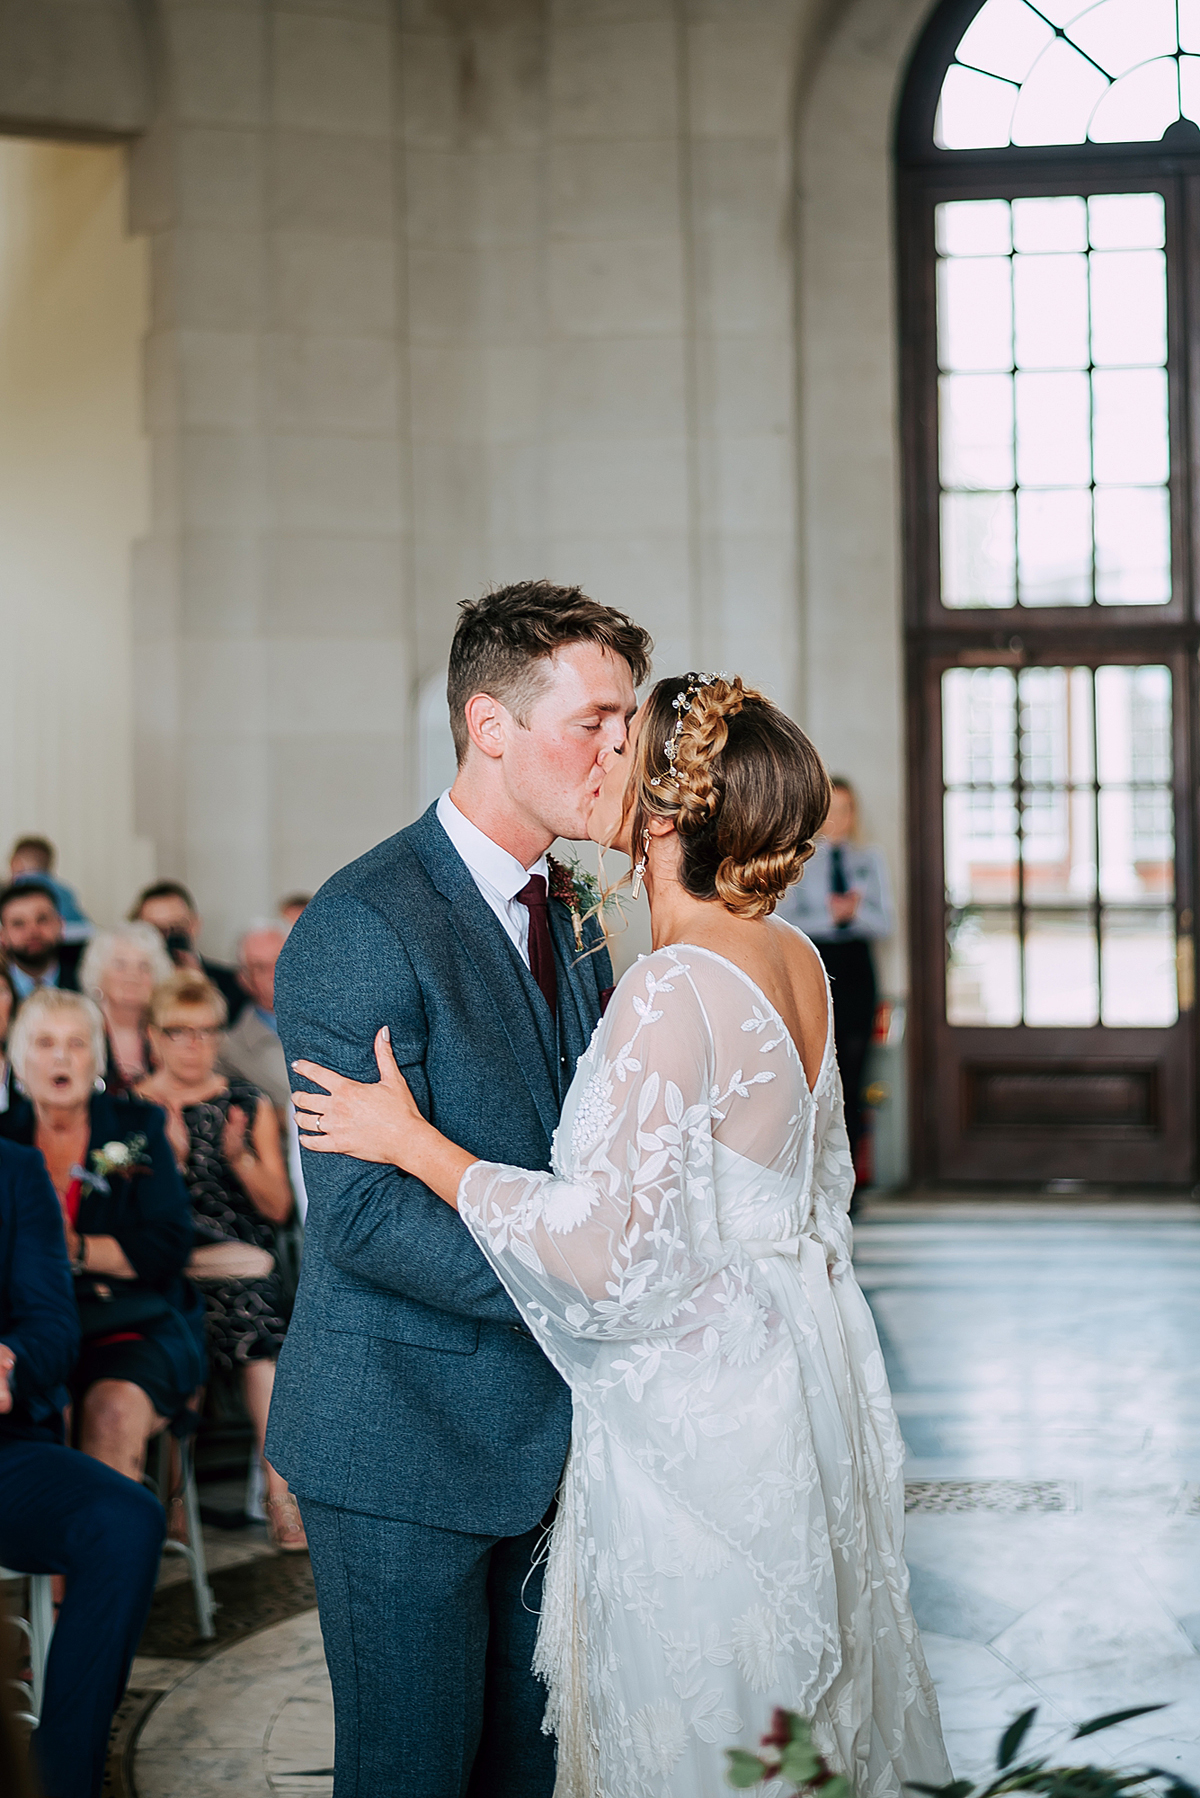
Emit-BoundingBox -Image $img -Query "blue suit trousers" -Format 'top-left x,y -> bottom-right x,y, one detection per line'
300,1499 -> 556,1798
0,1439 -> 165,1798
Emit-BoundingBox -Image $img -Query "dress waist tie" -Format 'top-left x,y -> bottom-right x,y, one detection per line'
742,1231 -> 855,1415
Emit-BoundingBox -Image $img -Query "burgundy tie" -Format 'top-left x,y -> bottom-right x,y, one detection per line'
515,874 -> 558,1015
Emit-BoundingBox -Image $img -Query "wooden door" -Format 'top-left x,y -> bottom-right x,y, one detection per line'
913,647 -> 1195,1182
896,20 -> 1200,1184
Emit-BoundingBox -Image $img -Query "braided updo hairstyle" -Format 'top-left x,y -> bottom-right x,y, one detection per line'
628,675 -> 831,918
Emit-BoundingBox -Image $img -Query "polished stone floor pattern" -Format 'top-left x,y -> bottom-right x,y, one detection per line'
863,1203 -> 1200,1784
131,1203 -> 1200,1795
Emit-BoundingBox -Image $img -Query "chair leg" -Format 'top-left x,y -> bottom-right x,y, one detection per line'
178,1437 -> 216,1640
1,1587 -> 37,1727
155,1432 -> 218,1640
27,1573 -> 54,1718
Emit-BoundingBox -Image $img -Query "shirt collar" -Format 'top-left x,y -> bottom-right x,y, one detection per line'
9,961 -> 57,1000
436,790 -> 548,900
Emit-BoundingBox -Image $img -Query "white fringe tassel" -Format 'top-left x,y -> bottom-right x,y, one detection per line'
534,1452 -> 600,1798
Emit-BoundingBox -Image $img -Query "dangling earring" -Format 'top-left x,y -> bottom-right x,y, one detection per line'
630,829 -> 650,901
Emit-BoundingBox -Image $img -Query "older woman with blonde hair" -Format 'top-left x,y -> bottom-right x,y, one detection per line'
136,970 -> 304,1550
0,986 -> 204,1482
79,921 -> 173,1096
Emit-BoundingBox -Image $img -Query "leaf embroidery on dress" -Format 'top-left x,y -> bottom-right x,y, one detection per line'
453,944 -> 946,1798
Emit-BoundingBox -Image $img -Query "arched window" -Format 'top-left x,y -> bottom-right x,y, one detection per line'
938,0 -> 1200,150
897,0 -> 1199,1187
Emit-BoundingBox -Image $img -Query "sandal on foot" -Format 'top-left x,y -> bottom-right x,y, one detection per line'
265,1494 -> 308,1553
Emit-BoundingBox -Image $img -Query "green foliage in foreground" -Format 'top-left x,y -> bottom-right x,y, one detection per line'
727,1704 -> 1200,1798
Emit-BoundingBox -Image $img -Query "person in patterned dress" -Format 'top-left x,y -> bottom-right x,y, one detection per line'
136,969 -> 306,1551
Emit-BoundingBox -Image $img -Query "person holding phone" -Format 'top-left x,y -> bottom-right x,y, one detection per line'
129,881 -> 246,1028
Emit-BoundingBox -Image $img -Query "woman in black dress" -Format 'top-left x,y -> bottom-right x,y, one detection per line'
136,969 -> 305,1550
0,986 -> 204,1481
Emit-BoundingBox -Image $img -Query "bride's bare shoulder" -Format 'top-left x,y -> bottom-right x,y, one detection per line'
768,915 -> 828,989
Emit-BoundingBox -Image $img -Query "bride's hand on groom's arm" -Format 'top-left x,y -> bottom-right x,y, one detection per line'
291,1028 -> 476,1207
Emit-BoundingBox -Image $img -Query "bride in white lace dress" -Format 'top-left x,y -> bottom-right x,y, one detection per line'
294,674 -> 950,1798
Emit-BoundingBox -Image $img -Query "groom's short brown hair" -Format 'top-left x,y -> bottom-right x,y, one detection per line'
447,580 -> 653,764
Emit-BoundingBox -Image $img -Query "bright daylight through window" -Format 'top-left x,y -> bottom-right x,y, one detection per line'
937,192 -> 1170,610
943,664 -> 1177,1028
937,0 -> 1200,149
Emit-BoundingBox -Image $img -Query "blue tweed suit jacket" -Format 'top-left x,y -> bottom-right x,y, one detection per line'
266,805 -> 611,1537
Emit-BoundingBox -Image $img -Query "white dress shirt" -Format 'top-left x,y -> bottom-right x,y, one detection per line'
436,789 -> 548,970
777,839 -> 894,944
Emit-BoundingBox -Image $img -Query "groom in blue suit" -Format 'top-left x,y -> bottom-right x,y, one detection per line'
267,583 -> 652,1797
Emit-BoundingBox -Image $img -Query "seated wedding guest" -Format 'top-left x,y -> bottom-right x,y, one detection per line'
0,960 -> 16,1116
278,893 -> 311,931
9,836 -> 92,945
219,925 -> 311,1225
0,1136 -> 164,1798
137,972 -> 304,1551
218,925 -> 290,1113
79,923 -> 173,1097
0,882 -> 82,1000
0,987 -> 205,1481
129,880 -> 245,1026
777,775 -> 894,1172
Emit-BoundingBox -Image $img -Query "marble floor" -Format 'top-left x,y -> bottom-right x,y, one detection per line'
128,1202 -> 1200,1795
863,1202 -> 1200,1784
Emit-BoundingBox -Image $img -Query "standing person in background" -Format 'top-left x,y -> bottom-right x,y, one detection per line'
80,923 -> 174,1097
278,894 -> 311,931
8,836 -> 92,945
0,883 -> 82,999
130,880 -> 245,1027
0,961 -> 17,1115
777,776 -> 893,1179
218,926 -> 291,1115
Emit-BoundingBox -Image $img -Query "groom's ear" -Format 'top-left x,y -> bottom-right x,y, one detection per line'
463,690 -> 508,761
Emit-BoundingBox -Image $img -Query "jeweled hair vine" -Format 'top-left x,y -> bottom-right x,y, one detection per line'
625,674 -> 832,919
650,672 -> 728,790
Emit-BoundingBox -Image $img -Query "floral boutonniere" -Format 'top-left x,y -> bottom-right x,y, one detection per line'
76,1135 -> 150,1195
548,854 -> 607,951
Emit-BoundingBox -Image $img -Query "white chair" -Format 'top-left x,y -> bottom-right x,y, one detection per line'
150,1428 -> 216,1640
1,1568 -> 54,1724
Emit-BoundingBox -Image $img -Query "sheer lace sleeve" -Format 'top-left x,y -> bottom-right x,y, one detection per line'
457,952 -> 761,1357
810,1073 -> 855,1272
458,948 -> 948,1794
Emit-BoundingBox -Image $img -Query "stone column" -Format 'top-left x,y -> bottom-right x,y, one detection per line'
131,0 -> 410,956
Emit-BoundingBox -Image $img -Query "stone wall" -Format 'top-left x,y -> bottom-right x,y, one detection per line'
0,140 -> 152,928
113,0 -> 820,957
0,0 -> 150,139
798,0 -> 933,998
127,0 -> 410,941
0,0 -> 936,1080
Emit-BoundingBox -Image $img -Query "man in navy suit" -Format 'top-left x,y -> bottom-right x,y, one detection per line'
0,1138 -> 165,1798
267,582 -> 652,1797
